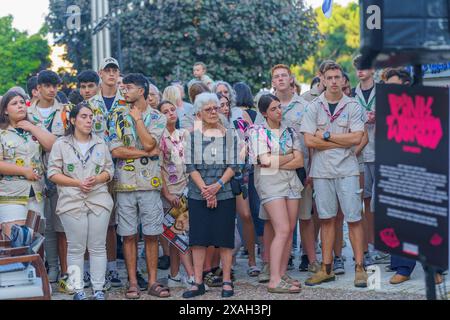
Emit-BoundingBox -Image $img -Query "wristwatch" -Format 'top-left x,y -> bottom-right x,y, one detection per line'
323,131 -> 331,141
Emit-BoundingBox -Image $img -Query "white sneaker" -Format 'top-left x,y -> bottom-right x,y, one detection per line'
182,275 -> 196,288
167,274 -> 183,288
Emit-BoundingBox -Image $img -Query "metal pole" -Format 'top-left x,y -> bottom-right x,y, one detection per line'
91,0 -> 98,70
97,0 -> 104,63
103,0 -> 111,58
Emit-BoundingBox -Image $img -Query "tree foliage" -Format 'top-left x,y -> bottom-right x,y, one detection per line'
0,15 -> 51,94
46,0 -> 320,91
293,2 -> 360,86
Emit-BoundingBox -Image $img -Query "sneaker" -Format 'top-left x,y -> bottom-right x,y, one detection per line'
83,271 -> 91,288
106,270 -> 123,288
354,264 -> 368,288
258,263 -> 270,283
287,255 -> 294,271
47,266 -> 59,283
103,277 -> 112,291
308,260 -> 322,273
299,255 -> 309,272
73,291 -> 88,300
183,275 -> 196,288
93,290 -> 106,300
385,264 -> 396,272
364,252 -> 375,267
305,264 -> 336,286
136,271 -> 148,291
58,273 -> 76,295
168,274 -> 184,288
333,256 -> 345,275
371,251 -> 391,264
157,255 -> 170,270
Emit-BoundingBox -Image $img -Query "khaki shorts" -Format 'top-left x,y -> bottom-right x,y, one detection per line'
116,190 -> 164,237
259,188 -> 302,220
45,191 -> 65,233
313,176 -> 362,223
299,184 -> 313,221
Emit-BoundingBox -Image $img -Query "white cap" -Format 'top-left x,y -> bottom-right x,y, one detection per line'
98,57 -> 120,71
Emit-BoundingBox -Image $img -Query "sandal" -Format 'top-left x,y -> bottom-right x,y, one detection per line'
148,282 -> 171,298
282,274 -> 301,288
247,266 -> 261,277
267,279 -> 301,294
125,285 -> 141,299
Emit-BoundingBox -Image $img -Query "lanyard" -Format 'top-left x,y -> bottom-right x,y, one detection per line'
320,101 -> 348,123
69,143 -> 96,168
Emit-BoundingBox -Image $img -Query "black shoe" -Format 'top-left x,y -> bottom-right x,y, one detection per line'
221,281 -> 234,298
299,255 -> 310,272
136,272 -> 148,291
158,255 -> 170,270
182,283 -> 206,299
287,255 -> 294,271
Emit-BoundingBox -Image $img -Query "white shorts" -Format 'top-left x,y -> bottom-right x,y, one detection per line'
313,176 -> 362,223
0,197 -> 44,224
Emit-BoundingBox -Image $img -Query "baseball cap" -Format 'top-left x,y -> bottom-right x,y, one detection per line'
99,57 -> 120,71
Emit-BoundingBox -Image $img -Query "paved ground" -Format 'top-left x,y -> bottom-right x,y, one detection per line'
51,237 -> 449,300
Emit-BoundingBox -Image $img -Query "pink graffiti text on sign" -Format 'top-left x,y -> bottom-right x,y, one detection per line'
386,94 -> 443,150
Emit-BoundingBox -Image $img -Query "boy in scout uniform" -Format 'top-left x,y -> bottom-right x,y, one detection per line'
27,70 -> 70,285
108,73 -> 168,299
300,62 -> 368,288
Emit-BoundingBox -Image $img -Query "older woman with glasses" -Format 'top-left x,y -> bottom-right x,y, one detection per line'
182,92 -> 239,299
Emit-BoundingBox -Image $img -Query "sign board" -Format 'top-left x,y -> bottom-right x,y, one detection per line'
375,84 -> 449,269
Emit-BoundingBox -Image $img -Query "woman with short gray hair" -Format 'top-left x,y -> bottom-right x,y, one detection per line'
182,92 -> 239,299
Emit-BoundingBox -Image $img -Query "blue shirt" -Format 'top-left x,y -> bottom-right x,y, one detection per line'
103,96 -> 116,112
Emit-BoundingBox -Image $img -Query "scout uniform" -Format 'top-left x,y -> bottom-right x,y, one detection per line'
160,128 -> 189,200
248,120 -> 304,220
301,85 -> 322,103
47,134 -> 114,292
300,93 -> 365,222
353,84 -> 376,200
108,104 -> 167,236
0,126 -> 45,214
281,94 -> 312,221
28,98 -> 70,233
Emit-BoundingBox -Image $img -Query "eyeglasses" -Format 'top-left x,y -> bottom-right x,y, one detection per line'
203,106 -> 221,114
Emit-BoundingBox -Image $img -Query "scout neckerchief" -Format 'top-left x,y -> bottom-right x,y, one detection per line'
13,128 -> 31,143
161,130 -> 185,161
257,122 -> 290,155
319,96 -> 350,123
128,112 -> 152,142
32,109 -> 57,131
355,84 -> 375,112
69,139 -> 97,168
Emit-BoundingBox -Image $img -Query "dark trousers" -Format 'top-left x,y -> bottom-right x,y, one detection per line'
391,255 -> 416,276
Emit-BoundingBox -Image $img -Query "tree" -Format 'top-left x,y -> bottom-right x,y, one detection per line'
46,0 -> 320,91
0,15 -> 51,94
293,2 -> 360,87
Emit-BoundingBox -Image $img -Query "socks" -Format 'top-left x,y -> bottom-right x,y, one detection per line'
107,261 -> 117,272
368,243 -> 375,253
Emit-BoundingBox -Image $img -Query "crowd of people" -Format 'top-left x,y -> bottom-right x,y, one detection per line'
0,56 -> 445,300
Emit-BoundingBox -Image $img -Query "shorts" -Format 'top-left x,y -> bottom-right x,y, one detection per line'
364,162 -> 375,199
313,176 -> 362,223
116,191 -> 164,237
299,184 -> 313,221
259,188 -> 301,220
0,197 -> 44,224
45,190 -> 65,233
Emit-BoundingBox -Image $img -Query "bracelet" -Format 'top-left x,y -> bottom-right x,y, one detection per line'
217,179 -> 225,189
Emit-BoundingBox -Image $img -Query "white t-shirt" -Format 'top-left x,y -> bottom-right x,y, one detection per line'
76,141 -> 90,156
37,107 -> 53,119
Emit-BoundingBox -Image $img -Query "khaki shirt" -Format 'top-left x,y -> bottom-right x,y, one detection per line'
160,129 -> 189,195
47,135 -> 114,217
301,86 -> 322,103
87,94 -> 110,142
300,93 -> 365,179
108,105 -> 167,192
0,126 -> 45,205
354,84 -> 376,163
248,120 -> 303,200
281,94 -> 310,171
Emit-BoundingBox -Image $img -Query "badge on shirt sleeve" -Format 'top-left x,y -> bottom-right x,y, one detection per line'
151,177 -> 161,188
67,164 -> 75,172
16,158 -> 25,167
140,157 -> 149,166
95,165 -> 101,174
